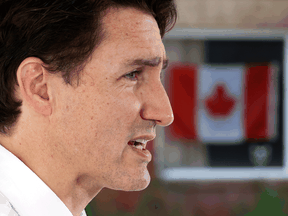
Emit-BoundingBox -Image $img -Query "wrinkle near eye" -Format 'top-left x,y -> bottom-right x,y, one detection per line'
114,81 -> 134,97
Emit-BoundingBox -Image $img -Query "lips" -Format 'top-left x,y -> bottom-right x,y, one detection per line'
128,139 -> 148,150
127,136 -> 155,161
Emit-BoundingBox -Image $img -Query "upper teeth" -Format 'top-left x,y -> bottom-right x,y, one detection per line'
135,139 -> 148,145
130,139 -> 148,150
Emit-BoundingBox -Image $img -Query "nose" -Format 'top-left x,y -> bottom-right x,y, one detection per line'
140,81 -> 174,127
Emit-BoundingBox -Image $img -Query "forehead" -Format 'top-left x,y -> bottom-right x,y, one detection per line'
100,7 -> 164,57
102,7 -> 160,37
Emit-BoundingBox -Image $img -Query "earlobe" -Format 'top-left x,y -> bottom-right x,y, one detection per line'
17,57 -> 52,116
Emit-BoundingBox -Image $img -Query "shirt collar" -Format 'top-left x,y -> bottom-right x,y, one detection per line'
0,144 -> 87,216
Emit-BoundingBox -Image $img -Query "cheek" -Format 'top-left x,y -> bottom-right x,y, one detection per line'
61,88 -> 142,142
104,92 -> 141,121
84,91 -> 141,137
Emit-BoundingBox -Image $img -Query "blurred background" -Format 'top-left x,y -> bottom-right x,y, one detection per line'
88,0 -> 288,215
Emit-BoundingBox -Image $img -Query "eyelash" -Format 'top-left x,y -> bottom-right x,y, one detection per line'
124,70 -> 142,81
123,69 -> 165,83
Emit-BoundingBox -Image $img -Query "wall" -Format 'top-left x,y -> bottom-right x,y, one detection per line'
175,0 -> 288,29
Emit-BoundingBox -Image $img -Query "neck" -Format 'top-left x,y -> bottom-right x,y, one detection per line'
0,134 -> 102,216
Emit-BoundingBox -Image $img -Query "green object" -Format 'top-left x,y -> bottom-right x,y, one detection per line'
245,188 -> 285,216
85,203 -> 93,216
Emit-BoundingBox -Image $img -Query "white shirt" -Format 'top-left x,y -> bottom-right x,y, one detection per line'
0,144 -> 87,216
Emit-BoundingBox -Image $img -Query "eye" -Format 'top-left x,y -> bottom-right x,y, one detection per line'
124,70 -> 142,81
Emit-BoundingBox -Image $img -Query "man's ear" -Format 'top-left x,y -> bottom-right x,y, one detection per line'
17,57 -> 52,116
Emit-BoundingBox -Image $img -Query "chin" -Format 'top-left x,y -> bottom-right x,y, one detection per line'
133,168 -> 151,190
133,176 -> 151,191
125,179 -> 151,191
113,169 -> 151,192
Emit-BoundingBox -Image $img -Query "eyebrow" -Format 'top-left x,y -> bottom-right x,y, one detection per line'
126,57 -> 169,70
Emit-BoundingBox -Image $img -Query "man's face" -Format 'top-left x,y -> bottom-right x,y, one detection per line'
49,7 -> 173,191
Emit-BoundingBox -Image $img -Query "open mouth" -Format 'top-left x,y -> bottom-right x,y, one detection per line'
127,138 -> 152,161
128,139 -> 148,151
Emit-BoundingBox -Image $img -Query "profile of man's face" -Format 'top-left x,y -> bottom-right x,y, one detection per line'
47,7 -> 174,192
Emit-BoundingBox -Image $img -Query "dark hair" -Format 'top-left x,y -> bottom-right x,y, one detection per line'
0,0 -> 177,135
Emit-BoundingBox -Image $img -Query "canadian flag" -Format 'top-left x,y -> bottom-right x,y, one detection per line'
167,63 -> 278,144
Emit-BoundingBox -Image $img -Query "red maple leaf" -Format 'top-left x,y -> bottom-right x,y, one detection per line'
205,85 -> 236,117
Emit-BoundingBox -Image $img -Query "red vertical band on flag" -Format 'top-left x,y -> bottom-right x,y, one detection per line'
167,64 -> 197,139
244,64 -> 269,139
